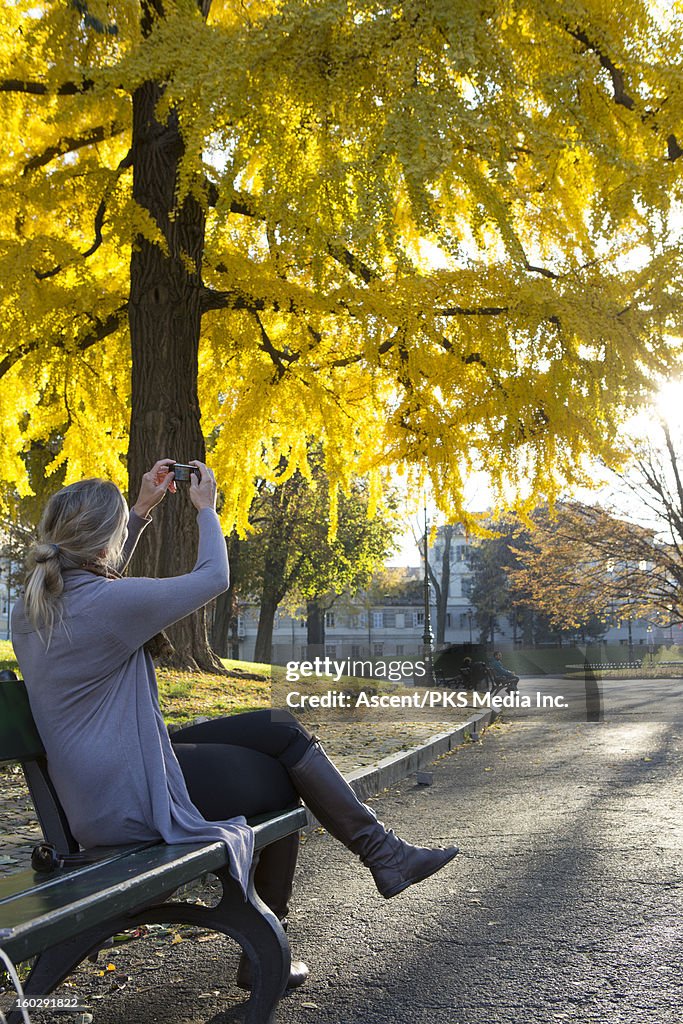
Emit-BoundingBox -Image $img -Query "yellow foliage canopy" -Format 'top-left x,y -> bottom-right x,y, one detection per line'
1,0 -> 683,530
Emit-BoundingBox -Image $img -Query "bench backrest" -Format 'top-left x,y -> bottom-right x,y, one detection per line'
0,677 -> 79,852
0,676 -> 45,763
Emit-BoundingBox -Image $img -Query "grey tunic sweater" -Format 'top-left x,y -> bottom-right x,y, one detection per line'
11,507 -> 254,896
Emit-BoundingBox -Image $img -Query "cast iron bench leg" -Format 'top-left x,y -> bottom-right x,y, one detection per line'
5,868 -> 289,1024
137,868 -> 290,1023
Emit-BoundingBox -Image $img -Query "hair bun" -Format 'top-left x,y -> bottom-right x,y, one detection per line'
35,543 -> 60,563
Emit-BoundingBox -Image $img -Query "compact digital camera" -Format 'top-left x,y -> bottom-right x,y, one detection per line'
170,463 -> 200,483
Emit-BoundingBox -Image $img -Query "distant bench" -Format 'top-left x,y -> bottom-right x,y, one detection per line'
566,661 -> 643,671
434,665 -> 516,694
0,675 -> 307,1024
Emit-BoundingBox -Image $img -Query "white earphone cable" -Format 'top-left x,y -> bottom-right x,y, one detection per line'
0,946 -> 32,1024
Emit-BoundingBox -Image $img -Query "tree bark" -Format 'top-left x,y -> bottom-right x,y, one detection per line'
253,536 -> 290,665
306,599 -> 326,660
126,79 -> 224,672
436,526 -> 453,645
426,526 -> 453,646
254,586 -> 280,665
211,533 -> 240,657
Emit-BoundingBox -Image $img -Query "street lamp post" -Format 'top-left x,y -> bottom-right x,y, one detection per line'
422,503 -> 434,686
5,523 -> 12,642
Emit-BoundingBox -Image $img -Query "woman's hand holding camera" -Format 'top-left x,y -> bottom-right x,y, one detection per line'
133,458 -> 177,518
188,461 -> 217,511
134,459 -> 217,515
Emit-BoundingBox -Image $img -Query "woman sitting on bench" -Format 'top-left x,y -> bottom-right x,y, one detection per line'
11,461 -> 458,990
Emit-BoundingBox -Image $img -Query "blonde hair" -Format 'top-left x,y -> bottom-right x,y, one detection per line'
24,479 -> 129,644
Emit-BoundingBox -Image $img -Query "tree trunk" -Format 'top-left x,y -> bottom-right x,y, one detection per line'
436,526 -> 453,645
212,533 -> 240,657
306,599 -> 325,660
252,523 -> 291,665
126,80 -> 223,672
211,587 -> 232,658
254,588 -> 279,665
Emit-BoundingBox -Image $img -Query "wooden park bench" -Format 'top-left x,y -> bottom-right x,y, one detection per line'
0,674 -> 307,1024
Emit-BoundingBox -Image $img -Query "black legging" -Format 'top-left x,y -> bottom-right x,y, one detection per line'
171,710 -> 314,919
171,709 -> 313,820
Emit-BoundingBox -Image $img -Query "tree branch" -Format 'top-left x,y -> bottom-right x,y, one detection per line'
326,241 -> 377,285
568,28 -> 636,110
34,199 -> 107,280
32,150 -> 132,280
23,123 -> 127,175
329,336 -> 396,368
568,26 -> 681,161
0,78 -> 95,95
200,287 -> 300,314
437,305 -> 509,316
253,311 -> 300,381
0,305 -> 127,380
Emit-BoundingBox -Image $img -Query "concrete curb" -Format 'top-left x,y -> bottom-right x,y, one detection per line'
303,708 -> 498,826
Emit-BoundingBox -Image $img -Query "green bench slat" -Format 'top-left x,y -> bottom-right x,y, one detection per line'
0,807 -> 307,963
0,842 -> 228,962
250,806 -> 308,849
0,679 -> 44,762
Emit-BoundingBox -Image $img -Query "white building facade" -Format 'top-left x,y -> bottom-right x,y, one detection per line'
233,525 -> 667,666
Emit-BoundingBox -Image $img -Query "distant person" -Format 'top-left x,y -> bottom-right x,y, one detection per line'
462,655 -> 490,691
490,650 -> 519,690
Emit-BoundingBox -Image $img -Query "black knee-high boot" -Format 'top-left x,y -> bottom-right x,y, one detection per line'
236,833 -> 309,990
287,740 -> 459,898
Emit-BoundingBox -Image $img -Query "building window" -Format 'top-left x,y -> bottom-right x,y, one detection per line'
395,613 -> 405,629
372,611 -> 383,629
416,611 -> 425,626
325,644 -> 337,658
383,611 -> 396,628
373,643 -> 384,657
396,645 -> 404,655
351,645 -> 362,658
461,578 -> 473,598
325,611 -> 335,628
